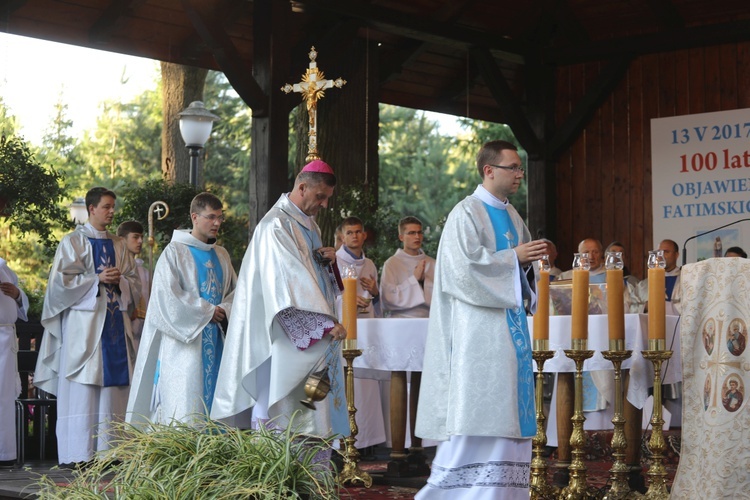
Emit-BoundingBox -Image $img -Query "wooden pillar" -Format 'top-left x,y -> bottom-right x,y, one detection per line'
387,370 -> 409,476
299,38 -> 380,245
525,57 -> 557,242
249,0 -> 292,233
624,370 -> 646,491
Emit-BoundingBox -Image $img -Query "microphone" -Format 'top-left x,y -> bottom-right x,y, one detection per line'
681,218 -> 750,266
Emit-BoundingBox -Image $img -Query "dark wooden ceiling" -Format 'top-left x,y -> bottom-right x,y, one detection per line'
4,0 -> 750,127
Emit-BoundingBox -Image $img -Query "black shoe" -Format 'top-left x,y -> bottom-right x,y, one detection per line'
0,459 -> 15,469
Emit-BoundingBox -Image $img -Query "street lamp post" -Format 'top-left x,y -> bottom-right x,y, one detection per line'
68,197 -> 88,224
177,101 -> 220,187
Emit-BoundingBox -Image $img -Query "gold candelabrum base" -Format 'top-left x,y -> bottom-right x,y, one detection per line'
641,349 -> 673,500
602,349 -> 642,500
560,346 -> 598,500
530,345 -> 560,499
338,348 -> 373,488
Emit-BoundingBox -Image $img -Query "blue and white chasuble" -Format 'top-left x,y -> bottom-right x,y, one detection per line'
89,237 -> 129,387
186,246 -> 225,413
481,202 -> 536,437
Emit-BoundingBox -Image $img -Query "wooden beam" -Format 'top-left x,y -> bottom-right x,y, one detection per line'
0,0 -> 26,20
89,0 -> 148,45
290,17 -> 361,82
471,46 -> 541,156
433,55 -> 480,106
179,0 -> 251,64
548,57 -> 632,160
181,0 -> 268,115
549,1 -> 589,46
379,88 -> 502,124
379,0 -> 478,85
547,19 -> 750,64
295,0 -> 527,63
647,0 -> 684,31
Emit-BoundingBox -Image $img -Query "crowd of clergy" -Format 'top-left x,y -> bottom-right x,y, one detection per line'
3,139 -> 745,497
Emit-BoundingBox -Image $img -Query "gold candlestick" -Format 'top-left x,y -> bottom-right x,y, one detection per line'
561,346 -> 597,500
641,350 -> 673,500
602,348 -> 641,500
338,348 -> 372,488
530,343 -> 559,499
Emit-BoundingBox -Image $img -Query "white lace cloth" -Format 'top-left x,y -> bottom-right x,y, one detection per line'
277,307 -> 333,350
354,318 -> 429,373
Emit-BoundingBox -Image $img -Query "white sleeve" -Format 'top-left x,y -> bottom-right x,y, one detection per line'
380,261 -> 426,312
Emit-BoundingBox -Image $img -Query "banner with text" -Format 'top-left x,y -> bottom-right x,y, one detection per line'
651,108 -> 750,264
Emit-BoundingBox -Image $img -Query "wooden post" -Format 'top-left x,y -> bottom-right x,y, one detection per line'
249,0 -> 292,234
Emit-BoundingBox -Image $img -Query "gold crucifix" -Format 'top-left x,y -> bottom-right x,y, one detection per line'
282,47 -> 346,161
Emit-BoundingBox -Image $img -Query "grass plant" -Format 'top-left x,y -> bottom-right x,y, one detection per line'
37,414 -> 340,499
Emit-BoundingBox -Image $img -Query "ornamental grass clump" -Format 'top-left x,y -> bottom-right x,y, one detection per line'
37,415 -> 339,499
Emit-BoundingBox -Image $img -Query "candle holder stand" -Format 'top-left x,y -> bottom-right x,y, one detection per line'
561,347 -> 597,500
641,349 -> 672,500
602,347 -> 641,500
530,344 -> 559,499
338,348 -> 373,488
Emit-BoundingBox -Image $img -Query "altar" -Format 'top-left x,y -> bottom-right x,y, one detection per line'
352,314 -> 681,458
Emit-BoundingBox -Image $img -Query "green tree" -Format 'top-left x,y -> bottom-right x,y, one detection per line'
201,71 -> 253,218
0,97 -> 20,138
377,105 -> 476,257
75,85 -> 163,193
0,101 -> 71,304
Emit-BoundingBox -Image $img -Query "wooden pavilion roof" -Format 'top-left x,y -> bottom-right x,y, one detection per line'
4,0 -> 750,128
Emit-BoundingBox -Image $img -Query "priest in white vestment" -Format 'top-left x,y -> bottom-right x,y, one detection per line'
0,259 -> 29,465
380,216 -> 436,319
212,161 -> 349,441
34,187 -> 140,465
415,140 -> 548,499
127,193 -> 236,427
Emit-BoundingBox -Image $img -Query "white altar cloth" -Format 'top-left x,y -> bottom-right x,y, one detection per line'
527,314 -> 681,409
352,315 -> 681,448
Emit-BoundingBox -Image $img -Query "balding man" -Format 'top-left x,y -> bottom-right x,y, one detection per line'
557,238 -> 606,283
636,239 -> 681,315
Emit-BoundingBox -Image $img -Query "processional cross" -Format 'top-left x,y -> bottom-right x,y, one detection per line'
282,47 -> 346,161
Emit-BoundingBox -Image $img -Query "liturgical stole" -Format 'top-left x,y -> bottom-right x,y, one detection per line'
482,202 -> 536,437
187,246 -> 224,413
89,237 -> 129,387
294,220 -> 349,436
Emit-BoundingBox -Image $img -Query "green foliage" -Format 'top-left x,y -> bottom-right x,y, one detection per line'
74,81 -> 163,192
0,97 -> 20,137
202,71 -> 253,218
0,134 -> 72,250
114,179 -> 248,269
36,415 -> 339,499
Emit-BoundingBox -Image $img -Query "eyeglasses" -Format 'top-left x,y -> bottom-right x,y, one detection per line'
404,230 -> 424,236
487,164 -> 525,174
195,213 -> 226,223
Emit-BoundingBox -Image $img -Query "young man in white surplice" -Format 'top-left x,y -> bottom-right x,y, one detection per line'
380,216 -> 435,319
379,216 -> 436,450
334,216 -> 386,451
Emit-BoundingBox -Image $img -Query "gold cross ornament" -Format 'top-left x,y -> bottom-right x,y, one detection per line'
282,47 -> 346,161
